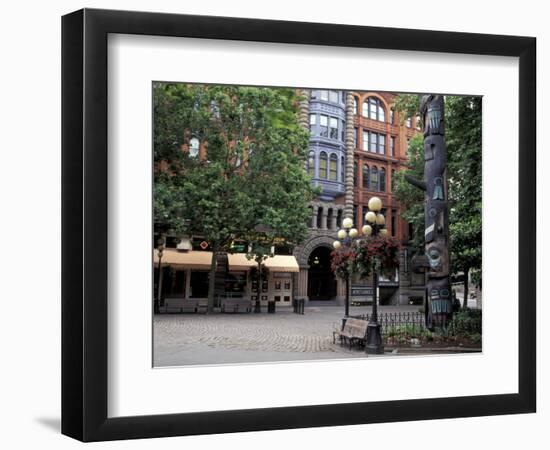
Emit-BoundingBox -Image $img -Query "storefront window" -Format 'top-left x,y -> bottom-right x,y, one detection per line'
189,271 -> 209,298
224,272 -> 247,296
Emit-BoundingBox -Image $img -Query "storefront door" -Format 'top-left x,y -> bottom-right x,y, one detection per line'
270,272 -> 292,306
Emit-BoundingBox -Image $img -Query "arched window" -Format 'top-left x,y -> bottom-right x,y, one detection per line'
365,97 -> 386,122
370,166 -> 379,191
308,151 -> 315,177
329,154 -> 338,181
319,152 -> 328,179
362,164 -> 370,189
379,168 -> 386,192
340,156 -> 345,182
189,137 -> 200,157
353,96 -> 358,115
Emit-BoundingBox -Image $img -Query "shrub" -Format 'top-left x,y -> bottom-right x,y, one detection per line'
447,308 -> 482,336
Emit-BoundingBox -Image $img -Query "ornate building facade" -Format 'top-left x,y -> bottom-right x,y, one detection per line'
293,89 -> 425,305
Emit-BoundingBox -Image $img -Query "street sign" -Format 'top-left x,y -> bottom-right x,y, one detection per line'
351,284 -> 374,305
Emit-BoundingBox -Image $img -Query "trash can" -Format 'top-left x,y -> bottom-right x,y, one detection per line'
267,301 -> 276,313
294,297 -> 305,314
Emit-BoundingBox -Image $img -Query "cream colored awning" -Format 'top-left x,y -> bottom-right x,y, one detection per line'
154,250 -> 299,273
227,253 -> 256,271
227,253 -> 299,273
264,255 -> 299,272
153,249 -> 213,270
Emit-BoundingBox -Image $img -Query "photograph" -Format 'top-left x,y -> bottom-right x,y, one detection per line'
152,83 -> 482,367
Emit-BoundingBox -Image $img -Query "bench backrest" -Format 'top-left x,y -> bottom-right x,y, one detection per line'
344,318 -> 368,338
165,298 -> 198,307
222,297 -> 251,306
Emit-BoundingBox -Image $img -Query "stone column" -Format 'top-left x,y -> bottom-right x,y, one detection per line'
299,89 -> 311,172
299,89 -> 310,129
330,211 -> 337,230
298,268 -> 309,298
321,207 -> 328,230
311,205 -> 318,229
344,92 -> 355,219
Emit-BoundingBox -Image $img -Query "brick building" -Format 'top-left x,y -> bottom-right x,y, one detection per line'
292,89 -> 424,306
155,88 -> 425,310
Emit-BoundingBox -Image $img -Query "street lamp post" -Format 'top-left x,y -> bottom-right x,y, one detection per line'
333,198 -> 388,354
364,197 -> 387,355
333,217 -> 359,319
155,237 -> 165,314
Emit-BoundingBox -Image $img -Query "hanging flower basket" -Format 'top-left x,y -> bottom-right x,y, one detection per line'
330,246 -> 357,280
354,235 -> 401,278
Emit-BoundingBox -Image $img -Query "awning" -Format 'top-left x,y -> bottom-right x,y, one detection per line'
153,249 -> 213,270
155,250 -> 299,273
264,255 -> 299,272
227,253 -> 256,271
227,253 -> 299,273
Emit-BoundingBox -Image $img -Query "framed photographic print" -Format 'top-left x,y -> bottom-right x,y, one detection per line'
62,8 -> 536,442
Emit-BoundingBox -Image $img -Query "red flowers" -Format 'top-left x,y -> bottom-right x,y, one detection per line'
330,247 -> 357,280
331,235 -> 401,280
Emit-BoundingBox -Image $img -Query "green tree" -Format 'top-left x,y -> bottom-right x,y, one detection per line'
392,133 -> 424,252
446,96 -> 482,305
393,94 -> 482,307
153,83 -> 314,312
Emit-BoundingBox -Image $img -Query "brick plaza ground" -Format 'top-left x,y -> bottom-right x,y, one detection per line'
153,305 -> 424,367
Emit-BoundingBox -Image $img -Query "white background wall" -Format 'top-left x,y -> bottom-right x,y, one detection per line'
0,1 -> 546,448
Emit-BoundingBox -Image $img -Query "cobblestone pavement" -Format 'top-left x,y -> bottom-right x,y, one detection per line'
153,305 -> 419,367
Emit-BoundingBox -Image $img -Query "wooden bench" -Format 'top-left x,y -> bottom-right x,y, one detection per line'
196,299 -> 209,313
162,298 -> 198,313
333,318 -> 369,349
221,297 -> 252,313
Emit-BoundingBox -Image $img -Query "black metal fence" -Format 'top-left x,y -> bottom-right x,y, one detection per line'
350,311 -> 427,336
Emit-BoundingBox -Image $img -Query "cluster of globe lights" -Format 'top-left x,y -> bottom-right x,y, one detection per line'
333,196 -> 388,250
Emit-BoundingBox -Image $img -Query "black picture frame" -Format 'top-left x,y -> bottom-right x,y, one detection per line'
62,8 -> 536,442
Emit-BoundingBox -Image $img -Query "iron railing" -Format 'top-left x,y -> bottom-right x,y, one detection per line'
350,311 -> 426,336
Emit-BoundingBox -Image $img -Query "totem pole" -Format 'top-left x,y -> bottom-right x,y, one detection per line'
406,95 -> 452,329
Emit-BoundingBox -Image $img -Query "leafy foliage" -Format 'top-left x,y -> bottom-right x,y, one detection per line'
354,235 -> 401,278
447,308 -> 482,336
392,94 -> 482,286
392,133 -> 425,252
330,236 -> 401,281
330,246 -> 357,281
153,83 -> 315,310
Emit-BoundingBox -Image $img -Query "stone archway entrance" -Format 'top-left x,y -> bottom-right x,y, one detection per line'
307,246 -> 337,301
